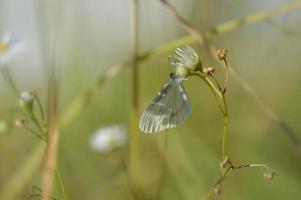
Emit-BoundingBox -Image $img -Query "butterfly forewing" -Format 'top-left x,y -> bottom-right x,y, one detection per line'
139,79 -> 192,133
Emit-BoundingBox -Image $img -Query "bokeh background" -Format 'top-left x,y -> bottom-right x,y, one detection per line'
1,0 -> 301,199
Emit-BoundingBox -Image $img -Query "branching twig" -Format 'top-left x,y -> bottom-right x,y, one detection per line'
232,0 -> 301,41
160,0 -> 301,152
204,157 -> 274,199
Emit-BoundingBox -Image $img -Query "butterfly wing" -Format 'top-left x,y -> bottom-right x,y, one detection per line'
139,80 -> 192,133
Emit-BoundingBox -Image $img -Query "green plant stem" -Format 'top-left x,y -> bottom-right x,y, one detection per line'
120,157 -> 139,200
232,0 -> 301,41
190,73 -> 225,114
35,95 -> 46,122
1,66 -> 20,96
28,112 -> 45,137
156,133 -> 169,200
222,95 -> 228,159
203,167 -> 232,200
56,167 -> 68,200
129,0 -> 140,189
204,0 -> 301,38
191,72 -> 229,159
23,123 -> 45,141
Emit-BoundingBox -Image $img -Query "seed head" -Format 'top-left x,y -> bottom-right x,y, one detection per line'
203,66 -> 215,76
217,48 -> 228,61
169,45 -> 200,71
19,91 -> 34,113
14,118 -> 27,127
213,184 -> 222,195
263,172 -> 275,180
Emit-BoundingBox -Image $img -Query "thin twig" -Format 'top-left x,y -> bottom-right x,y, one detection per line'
34,95 -> 46,122
129,0 -> 141,187
232,0 -> 301,41
204,159 -> 273,199
1,66 -> 20,96
160,0 -> 301,152
23,123 -> 45,141
23,194 -> 42,200
155,133 -> 169,200
120,159 -> 139,200
190,72 -> 225,115
56,167 -> 69,200
190,71 -> 229,159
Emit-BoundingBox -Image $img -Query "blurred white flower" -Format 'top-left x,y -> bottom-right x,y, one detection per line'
169,45 -> 199,70
90,125 -> 127,153
18,91 -> 34,112
0,32 -> 26,67
20,91 -> 34,103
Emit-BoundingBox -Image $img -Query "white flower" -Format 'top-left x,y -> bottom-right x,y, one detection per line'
20,91 -> 34,103
90,125 -> 127,153
169,45 -> 199,70
0,32 -> 26,67
18,91 -> 34,112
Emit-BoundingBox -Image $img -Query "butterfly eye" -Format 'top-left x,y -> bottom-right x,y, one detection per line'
169,73 -> 176,79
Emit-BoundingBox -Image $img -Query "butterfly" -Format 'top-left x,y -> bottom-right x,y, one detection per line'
139,73 -> 192,133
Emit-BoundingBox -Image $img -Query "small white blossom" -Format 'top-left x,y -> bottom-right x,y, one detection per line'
18,91 -> 35,112
90,125 -> 127,153
20,91 -> 34,103
0,32 -> 26,67
169,45 -> 199,70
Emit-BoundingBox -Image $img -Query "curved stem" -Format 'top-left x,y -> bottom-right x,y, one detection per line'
191,72 -> 229,159
190,72 -> 225,115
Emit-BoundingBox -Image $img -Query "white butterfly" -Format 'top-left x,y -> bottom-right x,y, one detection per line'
139,73 -> 192,133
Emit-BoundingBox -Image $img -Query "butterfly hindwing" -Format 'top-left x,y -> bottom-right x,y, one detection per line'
139,79 -> 192,133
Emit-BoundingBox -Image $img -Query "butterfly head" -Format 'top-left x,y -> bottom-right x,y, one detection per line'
170,73 -> 187,82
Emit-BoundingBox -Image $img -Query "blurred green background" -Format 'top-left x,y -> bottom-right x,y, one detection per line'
1,0 -> 301,199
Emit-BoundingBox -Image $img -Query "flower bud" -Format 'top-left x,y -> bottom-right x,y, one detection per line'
263,172 -> 275,180
217,49 -> 228,61
169,45 -> 201,71
14,118 -> 27,127
203,66 -> 215,76
19,91 -> 34,113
